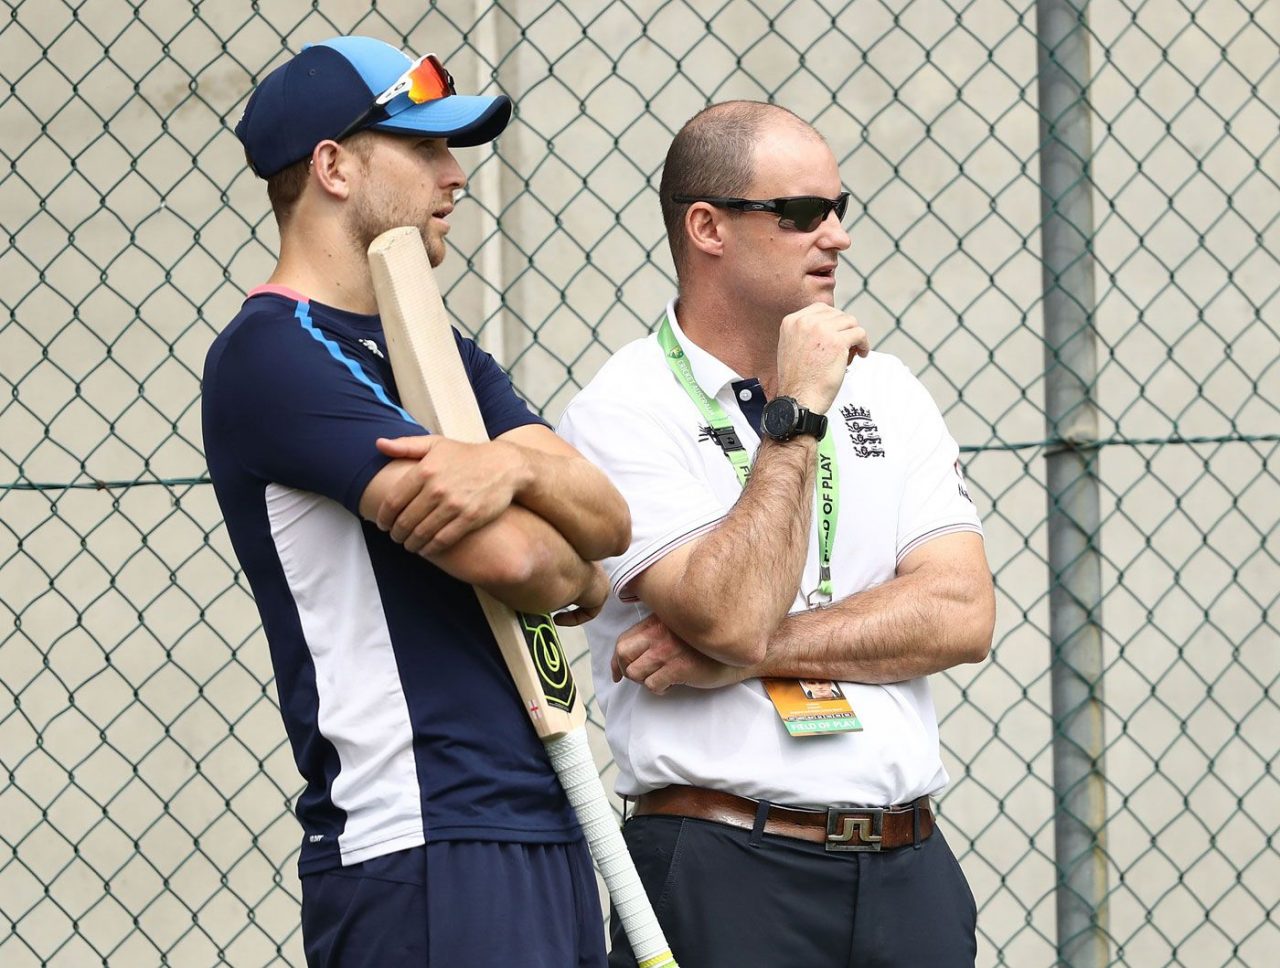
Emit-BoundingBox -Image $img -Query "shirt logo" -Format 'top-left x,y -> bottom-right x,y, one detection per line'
358,338 -> 385,359
954,460 -> 973,504
840,405 -> 885,458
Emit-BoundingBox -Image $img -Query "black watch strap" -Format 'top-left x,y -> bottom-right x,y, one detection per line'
795,407 -> 828,440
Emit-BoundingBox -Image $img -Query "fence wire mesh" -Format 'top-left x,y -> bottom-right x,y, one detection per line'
1,0 -> 1277,965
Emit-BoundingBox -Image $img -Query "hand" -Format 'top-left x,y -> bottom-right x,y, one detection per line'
611,613 -> 747,695
776,304 -> 870,414
553,564 -> 610,627
374,435 -> 528,555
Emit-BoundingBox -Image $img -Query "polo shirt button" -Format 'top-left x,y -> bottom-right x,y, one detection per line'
738,388 -> 753,401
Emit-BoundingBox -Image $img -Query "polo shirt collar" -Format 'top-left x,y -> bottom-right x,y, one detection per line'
662,297 -> 744,401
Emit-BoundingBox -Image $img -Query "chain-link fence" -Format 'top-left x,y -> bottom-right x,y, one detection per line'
2,0 -> 1277,965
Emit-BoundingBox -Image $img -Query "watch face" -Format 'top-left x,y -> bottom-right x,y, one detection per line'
762,397 -> 799,438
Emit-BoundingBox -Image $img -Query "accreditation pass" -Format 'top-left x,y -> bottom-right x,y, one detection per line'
762,678 -> 863,737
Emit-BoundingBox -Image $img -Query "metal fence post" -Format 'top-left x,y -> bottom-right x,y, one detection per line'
1034,0 -> 1110,965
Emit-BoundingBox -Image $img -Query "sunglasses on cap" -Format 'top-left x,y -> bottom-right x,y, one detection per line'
671,192 -> 850,232
335,52 -> 457,142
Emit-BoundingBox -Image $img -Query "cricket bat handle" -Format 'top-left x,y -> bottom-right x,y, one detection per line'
547,729 -> 678,968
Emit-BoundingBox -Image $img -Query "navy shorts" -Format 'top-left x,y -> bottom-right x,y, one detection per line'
301,839 -> 606,967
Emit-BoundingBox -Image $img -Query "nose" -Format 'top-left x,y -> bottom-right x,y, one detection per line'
442,147 -> 467,191
818,210 -> 851,251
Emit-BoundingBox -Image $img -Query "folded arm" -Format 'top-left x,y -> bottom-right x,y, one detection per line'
373,424 -> 630,560
360,457 -> 607,615
753,531 -> 994,681
627,435 -> 818,666
616,531 -> 995,693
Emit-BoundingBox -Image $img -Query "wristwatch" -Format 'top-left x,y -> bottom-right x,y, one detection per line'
760,396 -> 828,441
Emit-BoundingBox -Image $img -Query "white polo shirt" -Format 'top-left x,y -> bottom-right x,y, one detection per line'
558,300 -> 984,808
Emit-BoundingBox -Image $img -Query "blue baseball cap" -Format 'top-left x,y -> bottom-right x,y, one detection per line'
235,36 -> 512,177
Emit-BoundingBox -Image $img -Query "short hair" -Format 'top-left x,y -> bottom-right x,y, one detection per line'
255,131 -> 379,227
658,101 -> 814,279
264,155 -> 309,226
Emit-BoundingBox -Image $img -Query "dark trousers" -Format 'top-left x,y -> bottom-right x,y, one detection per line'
301,840 -> 606,967
608,815 -> 977,968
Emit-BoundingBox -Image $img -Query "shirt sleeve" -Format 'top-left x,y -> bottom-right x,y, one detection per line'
892,360 -> 984,563
204,309 -> 422,513
559,389 -> 725,600
456,331 -> 551,438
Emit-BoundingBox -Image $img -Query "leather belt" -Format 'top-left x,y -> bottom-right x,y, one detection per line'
631,785 -> 934,852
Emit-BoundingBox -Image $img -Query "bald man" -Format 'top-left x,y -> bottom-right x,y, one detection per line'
559,101 -> 995,967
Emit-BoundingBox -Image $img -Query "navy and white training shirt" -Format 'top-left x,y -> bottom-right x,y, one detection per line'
201,286 -> 581,874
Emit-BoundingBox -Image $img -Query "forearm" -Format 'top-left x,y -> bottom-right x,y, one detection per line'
436,504 -> 598,614
748,564 -> 995,683
476,550 -> 596,615
638,437 -> 817,665
366,457 -> 597,612
509,445 -> 631,560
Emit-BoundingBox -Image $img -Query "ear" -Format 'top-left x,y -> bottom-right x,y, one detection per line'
309,140 -> 358,201
685,202 -> 726,259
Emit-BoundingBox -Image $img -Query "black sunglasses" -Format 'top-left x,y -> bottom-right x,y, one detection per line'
671,192 -> 850,232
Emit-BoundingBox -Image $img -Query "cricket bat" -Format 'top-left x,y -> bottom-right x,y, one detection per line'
368,226 -> 677,968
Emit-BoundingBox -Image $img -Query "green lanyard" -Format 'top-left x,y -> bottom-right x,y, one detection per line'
657,315 -> 839,601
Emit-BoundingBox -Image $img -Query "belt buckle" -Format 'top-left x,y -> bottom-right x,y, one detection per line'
825,807 -> 884,852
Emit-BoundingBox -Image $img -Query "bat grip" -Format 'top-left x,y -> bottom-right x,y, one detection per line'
546,728 -> 679,968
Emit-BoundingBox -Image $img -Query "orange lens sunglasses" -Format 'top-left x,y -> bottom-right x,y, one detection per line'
334,53 -> 456,142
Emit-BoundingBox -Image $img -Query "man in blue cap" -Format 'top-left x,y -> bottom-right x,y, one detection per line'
202,36 -> 626,966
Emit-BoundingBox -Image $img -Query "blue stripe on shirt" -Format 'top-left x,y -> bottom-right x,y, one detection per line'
293,299 -> 417,425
